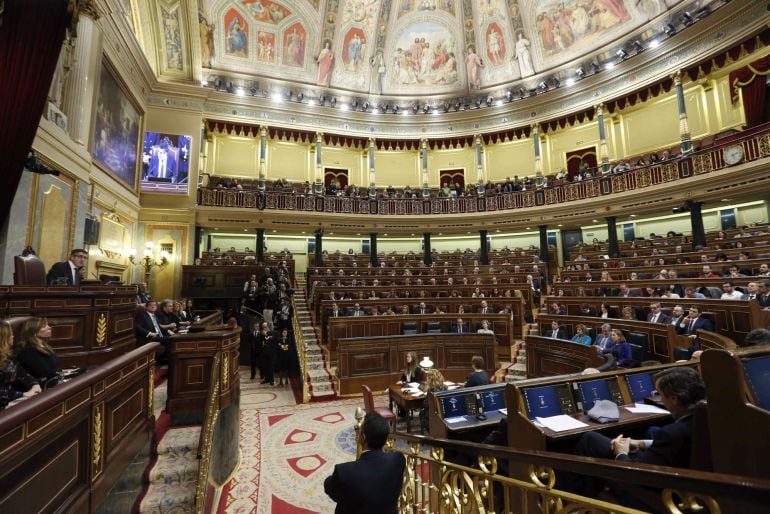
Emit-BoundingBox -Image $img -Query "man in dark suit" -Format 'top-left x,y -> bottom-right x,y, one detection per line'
46,249 -> 88,285
593,323 -> 614,355
547,320 -> 567,339
451,317 -> 468,333
646,302 -> 670,324
413,301 -> 431,315
256,321 -> 275,385
569,368 -> 705,503
246,321 -> 262,380
324,412 -> 405,514
327,302 -> 344,319
135,300 -> 172,363
478,300 -> 491,314
678,306 -> 713,353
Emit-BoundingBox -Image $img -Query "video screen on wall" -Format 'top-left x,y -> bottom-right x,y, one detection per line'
140,132 -> 191,194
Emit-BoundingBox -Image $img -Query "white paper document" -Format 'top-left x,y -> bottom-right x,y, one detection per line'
498,408 -> 508,416
625,403 -> 669,414
535,415 -> 589,432
443,381 -> 455,386
445,416 -> 467,424
407,382 -> 421,388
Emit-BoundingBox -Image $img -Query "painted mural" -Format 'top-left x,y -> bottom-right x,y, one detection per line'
257,30 -> 276,63
396,0 -> 457,19
241,0 -> 292,24
484,22 -> 505,65
342,0 -> 380,31
342,27 -> 367,72
224,8 -> 248,57
161,6 -> 184,71
388,21 -> 460,89
282,23 -> 307,66
316,40 -> 334,86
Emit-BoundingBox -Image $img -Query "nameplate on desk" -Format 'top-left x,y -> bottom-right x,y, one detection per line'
535,415 -> 589,432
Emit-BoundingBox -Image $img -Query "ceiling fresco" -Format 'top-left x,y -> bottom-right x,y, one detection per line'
188,0 -> 706,96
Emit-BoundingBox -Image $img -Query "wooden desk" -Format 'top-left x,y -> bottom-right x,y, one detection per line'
0,343 -> 159,513
181,264 -> 295,300
337,333 -> 496,395
166,327 -> 240,420
0,284 -> 137,367
388,384 -> 427,433
525,335 -> 607,377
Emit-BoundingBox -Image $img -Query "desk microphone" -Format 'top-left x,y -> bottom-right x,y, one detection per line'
475,392 -> 487,420
476,413 -> 487,421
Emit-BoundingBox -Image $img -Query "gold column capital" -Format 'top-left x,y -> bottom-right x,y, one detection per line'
259,126 -> 267,137
671,70 -> 683,86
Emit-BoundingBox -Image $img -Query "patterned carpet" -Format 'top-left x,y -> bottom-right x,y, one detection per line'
222,369 -> 385,513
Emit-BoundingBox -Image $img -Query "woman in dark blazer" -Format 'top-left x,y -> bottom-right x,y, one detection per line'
0,321 -> 41,409
14,317 -> 59,383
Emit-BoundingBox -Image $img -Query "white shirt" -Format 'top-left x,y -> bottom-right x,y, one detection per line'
720,290 -> 743,300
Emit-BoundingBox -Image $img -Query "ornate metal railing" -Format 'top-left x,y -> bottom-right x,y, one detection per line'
198,125 -> 770,215
195,353 -> 220,514
350,409 -> 770,514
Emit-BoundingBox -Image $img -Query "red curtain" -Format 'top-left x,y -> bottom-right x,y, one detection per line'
0,0 -> 71,228
565,147 -> 597,178
324,168 -> 348,188
440,169 -> 464,188
729,55 -> 770,128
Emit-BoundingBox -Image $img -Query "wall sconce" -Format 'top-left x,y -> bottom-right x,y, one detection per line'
128,242 -> 170,282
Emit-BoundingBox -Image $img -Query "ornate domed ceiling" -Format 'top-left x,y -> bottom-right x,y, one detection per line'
194,0 -> 708,96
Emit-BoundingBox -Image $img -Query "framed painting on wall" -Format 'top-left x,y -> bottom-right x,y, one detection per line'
91,59 -> 142,192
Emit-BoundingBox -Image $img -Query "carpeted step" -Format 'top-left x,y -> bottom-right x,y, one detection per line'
139,483 -> 196,513
156,426 -> 200,458
147,454 -> 198,485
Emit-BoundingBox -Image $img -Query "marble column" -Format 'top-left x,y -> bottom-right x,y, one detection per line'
475,134 -> 485,195
479,230 -> 489,265
314,133 -> 324,195
368,138 -> 376,197
423,233 -> 432,266
596,104 -> 610,174
258,126 -> 267,192
63,1 -> 102,147
420,139 -> 429,198
606,216 -> 619,258
673,71 -> 693,155
369,233 -> 378,267
533,124 -> 544,187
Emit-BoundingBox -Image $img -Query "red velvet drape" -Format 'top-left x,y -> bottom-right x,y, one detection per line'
729,55 -> 770,128
565,147 -> 597,178
0,0 -> 71,228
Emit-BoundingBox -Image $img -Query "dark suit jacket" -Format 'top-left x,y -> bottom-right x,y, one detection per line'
46,261 -> 79,285
617,415 -> 693,468
324,449 -> 406,514
451,323 -> 469,333
547,327 -> 568,339
646,312 -> 670,324
464,370 -> 489,388
15,346 -> 59,381
136,312 -> 166,342
681,316 -> 713,336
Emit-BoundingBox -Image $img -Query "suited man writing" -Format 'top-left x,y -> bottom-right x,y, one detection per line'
46,249 -> 88,285
324,412 -> 405,514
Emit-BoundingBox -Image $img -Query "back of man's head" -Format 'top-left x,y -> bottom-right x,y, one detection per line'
362,412 -> 390,450
740,328 -> 770,347
654,367 -> 705,409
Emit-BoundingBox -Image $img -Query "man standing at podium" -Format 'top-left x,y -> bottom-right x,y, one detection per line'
46,249 -> 87,285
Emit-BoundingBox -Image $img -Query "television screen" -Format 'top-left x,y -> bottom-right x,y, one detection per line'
577,379 -> 612,412
625,372 -> 655,403
743,356 -> 770,411
140,132 -> 192,194
479,389 -> 505,412
523,385 -> 563,419
439,395 -> 468,418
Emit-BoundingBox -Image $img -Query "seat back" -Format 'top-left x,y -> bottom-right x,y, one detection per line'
690,400 -> 712,472
426,321 -> 441,333
13,255 -> 46,285
402,321 -> 418,335
361,385 -> 375,413
626,331 -> 649,366
5,317 -> 30,341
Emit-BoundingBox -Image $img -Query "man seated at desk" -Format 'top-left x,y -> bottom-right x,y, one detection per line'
46,248 -> 87,285
566,367 -> 705,502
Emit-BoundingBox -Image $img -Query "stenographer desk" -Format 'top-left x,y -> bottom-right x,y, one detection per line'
428,383 -> 508,442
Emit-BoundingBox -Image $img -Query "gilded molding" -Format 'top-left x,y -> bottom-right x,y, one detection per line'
91,401 -> 104,478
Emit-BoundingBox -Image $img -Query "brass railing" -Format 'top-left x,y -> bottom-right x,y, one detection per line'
352,410 -> 770,514
292,294 -> 310,403
195,353 -> 221,514
197,124 -> 770,215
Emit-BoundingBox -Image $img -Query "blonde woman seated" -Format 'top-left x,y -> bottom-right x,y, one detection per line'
0,321 -> 41,409
419,368 -> 447,431
15,317 -> 59,383
571,324 -> 592,346
400,351 -> 424,384
477,320 -> 494,334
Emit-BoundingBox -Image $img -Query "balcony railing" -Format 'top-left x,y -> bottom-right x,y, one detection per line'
198,125 -> 770,215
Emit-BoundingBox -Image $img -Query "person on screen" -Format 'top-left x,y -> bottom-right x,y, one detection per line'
400,351 -> 424,384
571,324 -> 592,346
324,412 -> 405,514
567,368 -> 705,504
464,355 -> 488,387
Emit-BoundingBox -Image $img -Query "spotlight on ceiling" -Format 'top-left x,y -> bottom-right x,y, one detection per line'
616,48 -> 628,61
250,86 -> 258,96
454,99 -> 462,111
225,81 -> 234,93
695,7 -> 710,19
565,77 -> 575,87
680,11 -> 694,26
632,40 -> 644,53
575,66 -> 585,78
213,77 -> 222,90
350,99 -> 358,109
443,101 -> 450,112
422,103 -> 431,114
663,23 -> 677,36
518,87 -> 527,99
538,80 -> 549,92
297,92 -> 304,102
505,90 -> 513,102
330,97 -> 337,107
551,77 -> 560,88
648,39 -> 660,49
485,95 -> 493,106
412,103 -> 419,114
236,87 -> 245,96
362,101 -> 370,111
285,90 -> 292,100
475,97 -> 482,108
319,94 -> 326,105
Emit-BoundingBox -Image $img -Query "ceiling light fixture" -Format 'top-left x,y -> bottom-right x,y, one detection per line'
663,23 -> 676,36
362,101 -> 370,111
680,11 -> 694,26
616,48 -> 628,61
505,90 -> 513,102
632,40 -> 644,53
648,39 -> 660,49
575,66 -> 585,78
518,87 -> 527,99
330,97 -> 337,107
538,80 -> 549,92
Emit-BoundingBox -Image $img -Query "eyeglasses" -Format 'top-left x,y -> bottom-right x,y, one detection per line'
73,254 -> 88,259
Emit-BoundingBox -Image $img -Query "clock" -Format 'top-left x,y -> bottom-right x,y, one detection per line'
724,145 -> 744,165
